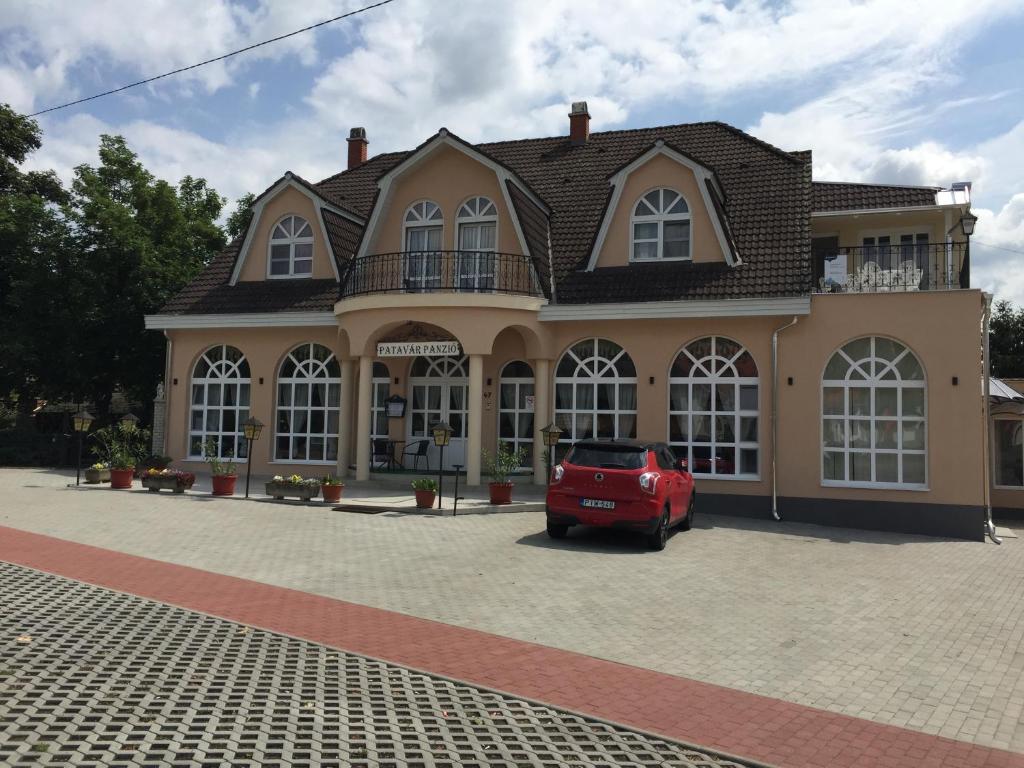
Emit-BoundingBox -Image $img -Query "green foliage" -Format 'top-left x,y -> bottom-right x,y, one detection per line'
226,192 -> 256,240
0,104 -> 228,416
90,421 -> 150,470
202,438 -> 237,476
320,474 -> 344,486
411,477 -> 438,491
991,300 -> 1024,378
482,443 -> 528,484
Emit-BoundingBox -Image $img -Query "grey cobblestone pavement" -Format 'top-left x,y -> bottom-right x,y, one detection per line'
0,562 -> 751,768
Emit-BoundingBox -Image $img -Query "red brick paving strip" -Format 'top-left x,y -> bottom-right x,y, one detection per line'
1,525 -> 1021,768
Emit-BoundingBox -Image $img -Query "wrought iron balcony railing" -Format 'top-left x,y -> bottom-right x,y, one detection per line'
341,251 -> 544,298
813,242 -> 969,293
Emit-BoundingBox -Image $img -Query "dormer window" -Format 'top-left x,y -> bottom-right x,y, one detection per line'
404,201 -> 443,291
457,196 -> 497,291
269,215 -> 314,277
631,188 -> 690,261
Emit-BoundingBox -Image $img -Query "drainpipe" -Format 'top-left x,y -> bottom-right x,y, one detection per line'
771,316 -> 799,520
162,330 -> 173,457
981,294 -> 1002,544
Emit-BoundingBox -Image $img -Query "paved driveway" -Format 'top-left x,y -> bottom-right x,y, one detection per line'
1,468 -> 1022,753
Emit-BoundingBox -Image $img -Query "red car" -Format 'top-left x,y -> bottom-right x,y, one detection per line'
545,439 -> 695,551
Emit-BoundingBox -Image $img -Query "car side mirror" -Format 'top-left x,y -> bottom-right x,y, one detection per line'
676,458 -> 688,472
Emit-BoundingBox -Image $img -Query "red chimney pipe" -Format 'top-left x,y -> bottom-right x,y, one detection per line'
569,101 -> 590,145
347,127 -> 368,170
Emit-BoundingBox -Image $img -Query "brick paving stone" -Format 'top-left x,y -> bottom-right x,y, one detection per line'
0,562 -> 752,768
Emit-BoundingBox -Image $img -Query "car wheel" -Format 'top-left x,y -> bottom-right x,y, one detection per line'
547,522 -> 569,539
647,509 -> 669,551
680,493 -> 694,531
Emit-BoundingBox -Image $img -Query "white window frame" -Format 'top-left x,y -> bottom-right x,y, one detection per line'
403,200 -> 443,292
188,345 -> 250,461
554,339 -> 637,460
267,215 -> 315,279
993,417 -> 1024,489
274,343 -> 341,464
457,196 -> 498,292
821,336 -> 927,490
371,362 -> 391,440
498,360 -> 535,470
629,187 -> 691,262
668,336 -> 759,480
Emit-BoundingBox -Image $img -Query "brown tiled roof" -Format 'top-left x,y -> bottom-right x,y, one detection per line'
162,120 -> 815,313
505,179 -> 553,298
812,181 -> 938,212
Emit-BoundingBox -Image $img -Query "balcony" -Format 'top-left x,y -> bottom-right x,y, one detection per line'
341,251 -> 545,299
814,242 -> 969,294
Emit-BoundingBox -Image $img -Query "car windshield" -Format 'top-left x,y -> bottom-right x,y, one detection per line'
566,444 -> 646,470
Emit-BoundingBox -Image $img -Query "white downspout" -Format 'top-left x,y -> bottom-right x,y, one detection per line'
982,294 -> 1001,544
772,316 -> 799,520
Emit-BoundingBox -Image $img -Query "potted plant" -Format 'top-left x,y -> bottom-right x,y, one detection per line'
265,474 -> 321,501
135,454 -> 173,479
84,462 -> 111,484
320,475 -> 345,503
141,468 -> 196,494
91,421 -> 149,489
203,439 -> 237,496
482,443 -> 528,504
411,477 -> 438,509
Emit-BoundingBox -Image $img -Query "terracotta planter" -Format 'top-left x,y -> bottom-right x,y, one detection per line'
489,482 -> 514,505
321,484 -> 344,503
414,489 -> 436,509
84,467 -> 110,484
110,468 -> 135,489
211,474 -> 237,496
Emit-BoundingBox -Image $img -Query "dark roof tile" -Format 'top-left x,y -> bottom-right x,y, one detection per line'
812,181 -> 938,212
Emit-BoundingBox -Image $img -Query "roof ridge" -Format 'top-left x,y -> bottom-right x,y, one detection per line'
813,180 -> 943,191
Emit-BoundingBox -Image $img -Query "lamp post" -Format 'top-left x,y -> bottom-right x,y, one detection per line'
241,417 -> 264,499
120,413 -> 140,428
540,422 -> 563,486
431,421 -> 453,510
72,410 -> 94,486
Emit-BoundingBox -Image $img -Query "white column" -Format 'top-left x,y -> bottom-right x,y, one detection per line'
532,359 -> 551,485
336,358 -> 354,478
466,354 -> 484,486
355,357 -> 373,481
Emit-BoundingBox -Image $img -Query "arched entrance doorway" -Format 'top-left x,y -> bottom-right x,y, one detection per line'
408,355 -> 469,470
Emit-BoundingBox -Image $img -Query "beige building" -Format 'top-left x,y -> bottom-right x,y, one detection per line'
146,103 -> 1010,540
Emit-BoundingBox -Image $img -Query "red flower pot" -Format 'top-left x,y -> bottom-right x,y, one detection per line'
110,468 -> 135,489
489,482 -> 514,505
211,474 -> 237,496
414,489 -> 436,509
321,484 -> 344,503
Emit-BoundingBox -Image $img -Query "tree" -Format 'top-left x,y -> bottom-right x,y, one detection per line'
226,192 -> 256,240
991,299 -> 1024,378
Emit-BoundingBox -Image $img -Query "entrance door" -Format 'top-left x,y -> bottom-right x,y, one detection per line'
407,355 -> 469,470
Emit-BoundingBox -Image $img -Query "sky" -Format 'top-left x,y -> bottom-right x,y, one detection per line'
3,0 -> 1024,301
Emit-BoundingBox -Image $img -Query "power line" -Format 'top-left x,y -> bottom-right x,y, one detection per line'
28,0 -> 396,117
974,240 -> 1024,257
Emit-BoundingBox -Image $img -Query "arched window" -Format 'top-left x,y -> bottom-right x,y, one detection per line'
499,360 -> 534,468
631,188 -> 690,261
822,337 -> 926,487
371,362 -> 390,440
275,343 -> 341,463
404,201 -> 443,291
269,215 -> 314,277
408,355 -> 469,452
189,345 -> 250,460
669,337 -> 758,477
457,196 -> 497,291
555,339 -> 637,457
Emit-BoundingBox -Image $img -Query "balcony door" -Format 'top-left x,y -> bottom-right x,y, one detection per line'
404,201 -> 443,292
457,196 -> 497,292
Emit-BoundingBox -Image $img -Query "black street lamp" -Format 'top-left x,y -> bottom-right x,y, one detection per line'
120,413 -> 140,429
431,421 -> 453,510
241,417 -> 264,499
72,410 -> 94,486
541,422 -> 563,486
960,211 -> 977,236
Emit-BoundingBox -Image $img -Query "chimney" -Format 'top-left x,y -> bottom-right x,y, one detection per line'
347,127 -> 368,170
569,101 -> 590,145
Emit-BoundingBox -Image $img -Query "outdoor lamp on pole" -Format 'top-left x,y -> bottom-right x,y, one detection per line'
120,413 -> 140,429
72,410 -> 94,486
241,417 -> 264,499
431,421 -> 453,510
541,422 -> 563,486
948,210 -> 978,288
960,211 -> 977,236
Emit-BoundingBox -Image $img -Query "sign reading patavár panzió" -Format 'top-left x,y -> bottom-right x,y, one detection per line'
377,341 -> 461,358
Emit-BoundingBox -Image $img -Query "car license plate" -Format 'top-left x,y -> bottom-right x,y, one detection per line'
580,498 -> 615,509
